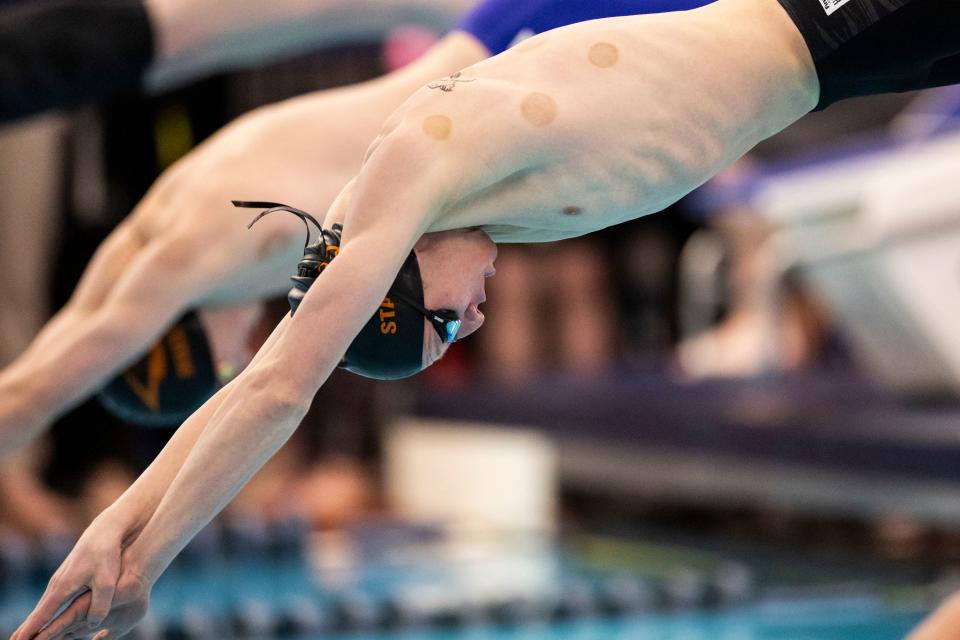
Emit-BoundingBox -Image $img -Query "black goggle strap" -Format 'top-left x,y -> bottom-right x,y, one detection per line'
233,200 -> 324,250
390,287 -> 460,343
236,202 -> 458,341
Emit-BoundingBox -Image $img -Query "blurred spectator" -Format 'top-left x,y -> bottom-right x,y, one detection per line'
0,115 -> 67,367
477,241 -> 617,383
0,443 -> 75,538
675,93 -> 920,380
465,210 -> 689,384
676,161 -> 832,380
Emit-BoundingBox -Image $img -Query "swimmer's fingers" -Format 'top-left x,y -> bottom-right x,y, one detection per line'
85,563 -> 119,628
13,577 -> 87,640
66,572 -> 151,640
30,571 -> 148,640
16,534 -> 123,640
30,592 -> 91,640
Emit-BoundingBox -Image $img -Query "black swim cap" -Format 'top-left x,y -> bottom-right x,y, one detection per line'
237,201 -> 431,380
99,311 -> 218,426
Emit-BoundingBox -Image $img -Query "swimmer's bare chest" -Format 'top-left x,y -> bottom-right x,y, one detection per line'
420,121 -> 680,243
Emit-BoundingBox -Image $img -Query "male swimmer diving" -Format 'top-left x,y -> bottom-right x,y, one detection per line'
0,0 -> 706,456
16,0 -> 960,638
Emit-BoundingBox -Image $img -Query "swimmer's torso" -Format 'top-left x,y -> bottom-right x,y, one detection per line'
409,2 -> 817,243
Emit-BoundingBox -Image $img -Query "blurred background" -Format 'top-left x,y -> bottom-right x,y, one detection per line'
3,7 -> 960,639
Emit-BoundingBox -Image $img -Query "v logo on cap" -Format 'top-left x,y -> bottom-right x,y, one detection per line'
122,343 -> 167,413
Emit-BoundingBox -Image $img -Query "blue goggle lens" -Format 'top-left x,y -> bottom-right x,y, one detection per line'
443,318 -> 462,343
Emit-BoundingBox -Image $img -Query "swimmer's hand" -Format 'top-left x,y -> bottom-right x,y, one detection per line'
11,512 -> 138,640
21,567 -> 149,640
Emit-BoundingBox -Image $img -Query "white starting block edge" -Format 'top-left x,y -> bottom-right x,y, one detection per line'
384,417 -> 558,537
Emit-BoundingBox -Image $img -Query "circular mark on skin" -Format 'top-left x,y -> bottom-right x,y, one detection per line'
563,206 -> 583,216
588,42 -> 619,68
422,114 -> 452,140
128,217 -> 152,246
521,93 -> 558,127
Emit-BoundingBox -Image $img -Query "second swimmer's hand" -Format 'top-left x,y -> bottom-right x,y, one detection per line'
11,511 -> 137,640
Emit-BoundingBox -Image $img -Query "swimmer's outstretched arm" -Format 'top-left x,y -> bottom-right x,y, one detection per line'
11,315 -> 294,640
0,225 -> 240,456
123,189 -> 430,570
17,178 -> 434,640
145,0 -> 473,90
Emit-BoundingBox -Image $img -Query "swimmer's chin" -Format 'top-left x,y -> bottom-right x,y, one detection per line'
421,328 -> 449,371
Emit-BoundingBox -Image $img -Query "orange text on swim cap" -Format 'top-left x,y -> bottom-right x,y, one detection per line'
167,325 -> 196,378
380,297 -> 397,334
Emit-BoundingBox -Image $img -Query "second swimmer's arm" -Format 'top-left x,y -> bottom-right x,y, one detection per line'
0,225 -> 242,455
144,0 -> 474,90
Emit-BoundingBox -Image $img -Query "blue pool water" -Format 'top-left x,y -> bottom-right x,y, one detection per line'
311,603 -> 925,640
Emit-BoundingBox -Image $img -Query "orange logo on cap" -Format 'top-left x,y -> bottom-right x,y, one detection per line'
123,343 -> 167,412
122,328 -> 196,412
379,297 -> 397,334
167,325 -> 196,378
